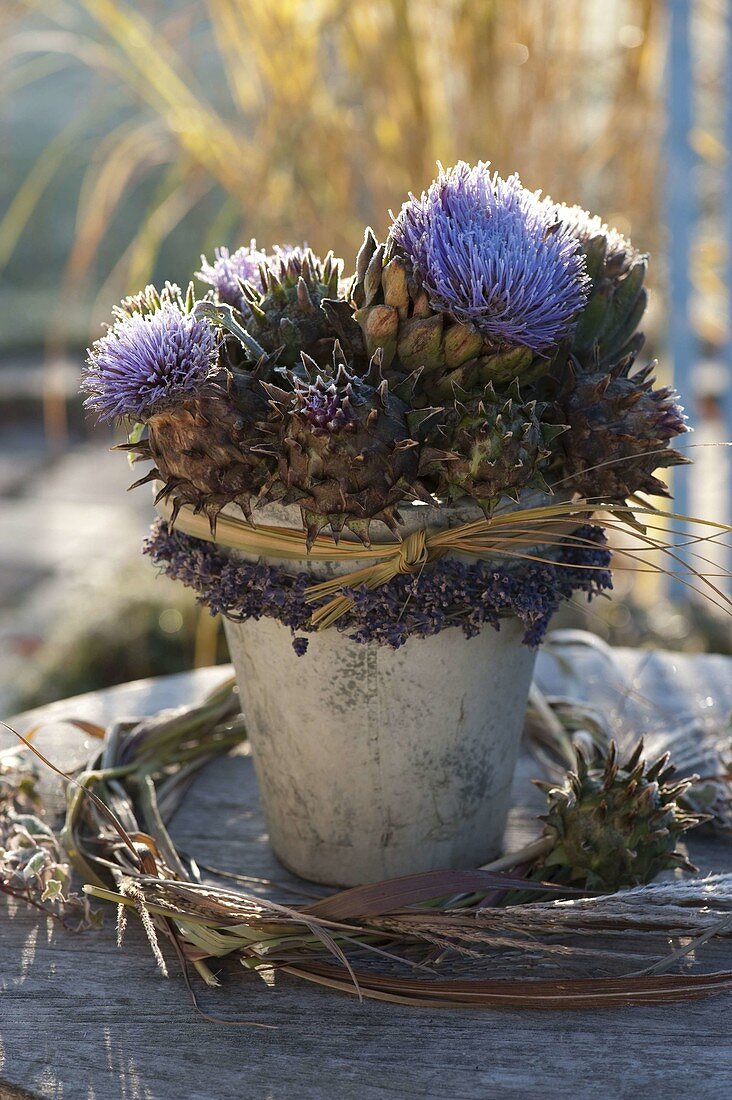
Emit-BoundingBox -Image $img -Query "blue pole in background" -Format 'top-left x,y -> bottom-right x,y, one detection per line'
665,0 -> 697,601
725,2 -> 732,473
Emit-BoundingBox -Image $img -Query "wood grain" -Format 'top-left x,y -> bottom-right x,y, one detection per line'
1,643 -> 731,1099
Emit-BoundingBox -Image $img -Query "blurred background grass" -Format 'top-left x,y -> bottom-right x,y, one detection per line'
0,0 -> 730,710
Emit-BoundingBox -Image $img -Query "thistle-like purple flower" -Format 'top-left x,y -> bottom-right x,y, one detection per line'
197,241 -> 300,310
197,241 -> 268,308
389,161 -> 589,352
82,304 -> 218,422
293,374 -> 356,431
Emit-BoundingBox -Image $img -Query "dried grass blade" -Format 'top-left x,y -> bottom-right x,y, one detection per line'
283,963 -> 732,1009
2,721 -> 140,861
308,869 -> 577,920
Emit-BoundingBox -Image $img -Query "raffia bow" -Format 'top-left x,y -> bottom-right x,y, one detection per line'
305,528 -> 434,628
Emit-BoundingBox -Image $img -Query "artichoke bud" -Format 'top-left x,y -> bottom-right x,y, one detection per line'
293,373 -> 357,433
411,288 -> 433,318
382,256 -> 411,316
259,343 -> 428,545
443,322 -> 485,370
555,205 -> 649,370
113,281 -> 193,321
240,247 -> 351,367
363,243 -> 386,305
554,360 -> 689,501
354,228 -> 380,307
431,382 -> 555,512
476,345 -> 535,387
357,304 -> 399,365
581,233 -> 608,281
140,367 -> 276,536
296,276 -> 315,312
535,740 -> 706,892
396,314 -> 444,372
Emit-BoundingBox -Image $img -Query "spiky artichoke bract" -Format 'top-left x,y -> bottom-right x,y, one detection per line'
535,741 -> 704,892
137,369 -> 276,534
555,359 -> 689,500
119,349 -> 281,535
430,381 -> 564,514
554,202 -> 649,370
234,246 -> 361,368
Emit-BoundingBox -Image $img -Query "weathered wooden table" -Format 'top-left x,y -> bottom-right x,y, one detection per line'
1,635 -> 731,1099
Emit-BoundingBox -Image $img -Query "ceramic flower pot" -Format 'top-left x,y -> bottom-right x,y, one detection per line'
221,498 -> 539,886
224,614 -> 536,887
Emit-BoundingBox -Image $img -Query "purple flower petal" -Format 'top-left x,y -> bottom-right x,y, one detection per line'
197,242 -> 301,310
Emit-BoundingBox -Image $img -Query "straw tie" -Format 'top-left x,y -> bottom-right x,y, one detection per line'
395,530 -> 430,575
304,529 -> 441,630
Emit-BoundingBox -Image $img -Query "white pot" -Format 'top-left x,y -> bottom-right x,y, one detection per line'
224,614 -> 536,886
218,496 -> 542,886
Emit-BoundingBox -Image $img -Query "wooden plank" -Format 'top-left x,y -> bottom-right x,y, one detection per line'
1,643 -> 731,1099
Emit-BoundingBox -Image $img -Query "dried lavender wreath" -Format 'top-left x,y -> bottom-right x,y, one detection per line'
144,518 -> 612,652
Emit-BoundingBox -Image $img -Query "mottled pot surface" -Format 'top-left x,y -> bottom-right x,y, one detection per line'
225,614 -> 537,886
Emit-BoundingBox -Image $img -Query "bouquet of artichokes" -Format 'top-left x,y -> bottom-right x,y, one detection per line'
82,161 -> 687,548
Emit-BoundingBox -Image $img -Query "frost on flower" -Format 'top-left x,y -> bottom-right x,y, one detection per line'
553,203 -> 641,273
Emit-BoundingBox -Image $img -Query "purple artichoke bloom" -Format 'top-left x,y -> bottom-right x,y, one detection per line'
197,241 -> 268,307
197,241 -> 300,309
83,304 -> 218,422
389,161 -> 589,352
